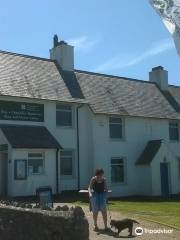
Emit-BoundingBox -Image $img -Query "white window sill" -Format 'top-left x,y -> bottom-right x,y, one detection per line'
28,173 -> 46,176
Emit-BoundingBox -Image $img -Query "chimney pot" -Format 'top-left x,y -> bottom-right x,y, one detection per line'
152,66 -> 164,71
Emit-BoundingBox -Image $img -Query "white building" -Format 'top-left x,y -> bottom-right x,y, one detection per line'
0,35 -> 179,197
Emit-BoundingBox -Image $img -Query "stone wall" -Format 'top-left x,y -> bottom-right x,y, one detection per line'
0,204 -> 89,240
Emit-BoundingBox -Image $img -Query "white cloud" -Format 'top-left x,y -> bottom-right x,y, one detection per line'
94,38 -> 174,72
67,36 -> 98,52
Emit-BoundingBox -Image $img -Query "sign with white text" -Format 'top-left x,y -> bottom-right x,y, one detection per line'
0,100 -> 44,122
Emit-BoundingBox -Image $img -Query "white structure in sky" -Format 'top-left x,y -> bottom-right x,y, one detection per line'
150,0 -> 180,56
0,36 -> 179,197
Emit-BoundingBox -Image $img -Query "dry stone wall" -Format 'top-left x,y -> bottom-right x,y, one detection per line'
0,203 -> 89,240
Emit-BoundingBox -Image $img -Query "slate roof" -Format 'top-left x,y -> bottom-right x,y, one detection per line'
0,125 -> 62,149
0,50 -> 85,103
0,50 -> 180,119
75,70 -> 180,119
136,140 -> 162,165
168,85 -> 180,109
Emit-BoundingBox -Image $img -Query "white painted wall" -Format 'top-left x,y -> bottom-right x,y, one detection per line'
135,165 -> 152,196
90,114 -> 180,196
10,149 -> 56,196
151,142 -> 180,196
78,105 -> 94,189
0,95 -> 180,197
0,96 -> 79,194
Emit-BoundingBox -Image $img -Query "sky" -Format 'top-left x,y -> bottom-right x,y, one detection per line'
0,0 -> 179,85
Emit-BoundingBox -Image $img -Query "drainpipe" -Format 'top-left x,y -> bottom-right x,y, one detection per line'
56,148 -> 59,194
76,104 -> 83,190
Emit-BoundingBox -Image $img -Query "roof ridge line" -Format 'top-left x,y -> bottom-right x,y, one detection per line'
169,84 -> 180,88
75,69 -> 155,85
0,49 -> 54,62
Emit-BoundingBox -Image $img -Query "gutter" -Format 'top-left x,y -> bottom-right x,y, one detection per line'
76,104 -> 83,190
56,148 -> 60,194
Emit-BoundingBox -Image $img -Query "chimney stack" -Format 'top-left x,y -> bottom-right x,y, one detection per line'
149,66 -> 168,90
50,35 -> 74,71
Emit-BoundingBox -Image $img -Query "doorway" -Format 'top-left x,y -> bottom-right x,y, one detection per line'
160,162 -> 170,197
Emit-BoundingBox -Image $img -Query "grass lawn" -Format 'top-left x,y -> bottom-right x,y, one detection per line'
69,198 -> 180,230
57,193 -> 180,230
108,201 -> 180,230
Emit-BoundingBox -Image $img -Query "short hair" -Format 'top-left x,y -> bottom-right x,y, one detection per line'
95,168 -> 104,176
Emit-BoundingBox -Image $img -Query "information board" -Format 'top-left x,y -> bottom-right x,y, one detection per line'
0,100 -> 44,122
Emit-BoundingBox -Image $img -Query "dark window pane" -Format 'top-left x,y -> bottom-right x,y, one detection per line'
56,105 -> 72,111
111,158 -> 123,164
110,117 -> 122,124
110,124 -> 122,139
169,122 -> 178,128
169,124 -> 179,141
56,111 -> 72,126
60,157 -> 73,175
111,165 -> 124,183
28,158 -> 43,174
28,153 -> 43,158
61,151 -> 73,157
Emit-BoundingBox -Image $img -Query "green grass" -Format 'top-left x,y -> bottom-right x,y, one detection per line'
72,199 -> 180,230
108,201 -> 180,230
56,193 -> 180,230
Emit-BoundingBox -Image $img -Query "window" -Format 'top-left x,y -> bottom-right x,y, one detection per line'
111,158 -> 125,183
169,122 -> 179,141
28,153 -> 44,175
60,150 -> 74,176
109,117 -> 123,139
56,105 -> 73,127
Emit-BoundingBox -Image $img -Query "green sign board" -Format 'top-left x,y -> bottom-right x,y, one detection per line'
0,100 -> 44,122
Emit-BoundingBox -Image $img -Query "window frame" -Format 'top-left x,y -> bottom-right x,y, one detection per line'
109,116 -> 125,141
60,149 -> 75,178
28,152 -> 45,176
56,104 -> 74,128
110,157 -> 126,185
169,121 -> 179,142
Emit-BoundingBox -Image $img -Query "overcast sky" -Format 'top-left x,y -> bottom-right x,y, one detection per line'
0,0 -> 179,85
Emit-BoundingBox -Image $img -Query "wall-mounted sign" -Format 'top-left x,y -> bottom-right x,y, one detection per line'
0,100 -> 44,122
14,159 -> 27,180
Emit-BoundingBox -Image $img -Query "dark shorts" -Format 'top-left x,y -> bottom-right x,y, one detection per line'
90,192 -> 107,213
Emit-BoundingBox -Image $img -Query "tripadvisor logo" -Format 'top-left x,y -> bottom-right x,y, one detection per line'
135,227 -> 173,236
135,227 -> 143,236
